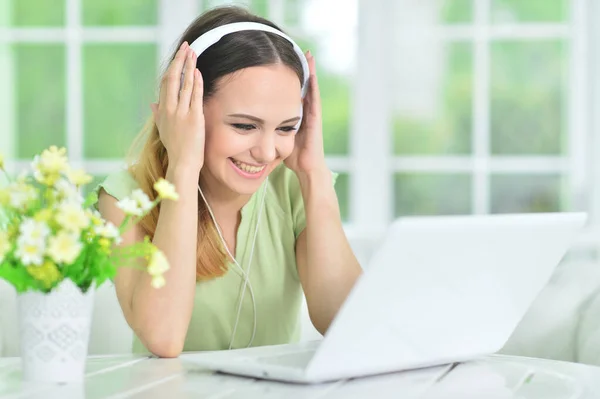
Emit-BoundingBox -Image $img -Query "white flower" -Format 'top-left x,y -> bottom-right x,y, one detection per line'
153,179 -> 179,201
130,189 -> 153,214
147,250 -> 169,289
19,218 -> 50,243
15,236 -> 45,266
55,202 -> 90,232
47,231 -> 82,264
151,275 -> 166,289
55,179 -> 84,203
116,197 -> 143,216
7,182 -> 37,209
94,222 -> 122,245
0,231 -> 10,263
147,250 -> 170,276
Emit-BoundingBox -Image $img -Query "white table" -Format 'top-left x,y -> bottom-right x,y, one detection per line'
1,353 -> 599,398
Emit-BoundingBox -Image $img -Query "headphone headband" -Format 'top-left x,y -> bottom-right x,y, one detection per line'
189,21 -> 309,98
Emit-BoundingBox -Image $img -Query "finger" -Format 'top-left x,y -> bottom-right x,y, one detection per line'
306,51 -> 321,111
159,41 -> 188,111
178,48 -> 197,111
191,69 -> 204,113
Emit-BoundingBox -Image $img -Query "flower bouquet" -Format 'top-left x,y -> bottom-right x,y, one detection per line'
0,146 -> 177,383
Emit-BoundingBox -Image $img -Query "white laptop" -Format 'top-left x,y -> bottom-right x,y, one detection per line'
184,212 -> 587,384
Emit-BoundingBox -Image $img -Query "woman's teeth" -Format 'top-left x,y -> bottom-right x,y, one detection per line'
232,159 -> 266,174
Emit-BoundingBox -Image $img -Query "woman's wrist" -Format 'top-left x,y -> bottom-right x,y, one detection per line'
166,162 -> 201,187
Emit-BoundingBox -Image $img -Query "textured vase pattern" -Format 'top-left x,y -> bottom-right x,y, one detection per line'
18,279 -> 95,382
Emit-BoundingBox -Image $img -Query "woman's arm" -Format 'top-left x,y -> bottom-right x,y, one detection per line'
295,168 -> 362,335
98,41 -> 205,358
98,165 -> 199,358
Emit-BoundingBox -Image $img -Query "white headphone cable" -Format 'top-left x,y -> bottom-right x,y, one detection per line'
197,178 -> 268,349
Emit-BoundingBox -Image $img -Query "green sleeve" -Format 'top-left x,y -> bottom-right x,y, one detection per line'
93,170 -> 140,209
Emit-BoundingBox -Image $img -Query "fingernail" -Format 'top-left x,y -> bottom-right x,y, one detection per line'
180,41 -> 186,49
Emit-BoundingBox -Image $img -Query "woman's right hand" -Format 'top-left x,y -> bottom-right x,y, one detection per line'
151,41 -> 205,173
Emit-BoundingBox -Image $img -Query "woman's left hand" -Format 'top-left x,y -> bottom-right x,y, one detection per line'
284,51 -> 328,176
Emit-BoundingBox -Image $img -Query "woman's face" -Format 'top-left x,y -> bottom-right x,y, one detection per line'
202,63 -> 303,196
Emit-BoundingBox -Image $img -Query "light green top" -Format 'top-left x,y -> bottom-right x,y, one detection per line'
95,164 -> 336,353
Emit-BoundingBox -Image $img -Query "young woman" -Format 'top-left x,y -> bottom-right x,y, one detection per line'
96,6 -> 362,358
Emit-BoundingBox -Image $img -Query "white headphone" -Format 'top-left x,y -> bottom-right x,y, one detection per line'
189,21 -> 310,98
197,179 -> 268,349
189,21 -> 308,349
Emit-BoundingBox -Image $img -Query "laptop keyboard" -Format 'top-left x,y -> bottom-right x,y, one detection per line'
250,349 -> 316,369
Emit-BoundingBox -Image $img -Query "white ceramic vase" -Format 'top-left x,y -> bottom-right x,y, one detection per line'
17,279 -> 95,383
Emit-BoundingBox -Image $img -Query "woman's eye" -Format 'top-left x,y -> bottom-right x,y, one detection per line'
232,123 -> 256,131
278,126 -> 297,133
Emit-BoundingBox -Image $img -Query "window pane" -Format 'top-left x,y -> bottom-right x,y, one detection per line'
490,174 -> 563,213
82,0 -> 158,26
284,0 -> 302,26
299,1 -> 354,156
14,44 -> 66,158
201,0 -> 250,11
491,0 -> 569,23
83,44 -> 157,159
11,0 -> 65,26
320,71 -> 351,155
393,43 -> 473,155
334,173 -> 350,222
440,0 -> 473,24
490,40 -> 567,155
394,173 -> 471,216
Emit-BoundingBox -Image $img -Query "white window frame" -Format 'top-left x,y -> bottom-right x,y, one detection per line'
346,0 -> 597,259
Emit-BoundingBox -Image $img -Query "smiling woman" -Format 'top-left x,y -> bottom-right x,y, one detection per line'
94,5 -> 362,358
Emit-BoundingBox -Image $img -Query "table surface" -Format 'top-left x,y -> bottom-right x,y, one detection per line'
1,351 -> 600,399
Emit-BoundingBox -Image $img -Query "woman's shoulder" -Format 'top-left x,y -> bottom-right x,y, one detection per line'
93,167 -> 140,203
265,164 -> 301,211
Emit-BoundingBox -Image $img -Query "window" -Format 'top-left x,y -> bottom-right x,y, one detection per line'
352,0 -> 597,260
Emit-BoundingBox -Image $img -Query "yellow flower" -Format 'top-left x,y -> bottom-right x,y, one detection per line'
34,209 -> 54,223
55,202 -> 90,232
98,237 -> 111,251
87,209 -> 104,226
66,168 -> 93,186
0,231 -> 10,263
26,260 -> 62,289
153,179 -> 179,201
31,146 -> 69,186
151,275 -> 166,289
0,189 -> 9,206
147,250 -> 170,276
47,231 -> 82,264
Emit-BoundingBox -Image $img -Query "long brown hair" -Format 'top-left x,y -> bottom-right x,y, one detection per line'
126,6 -> 305,280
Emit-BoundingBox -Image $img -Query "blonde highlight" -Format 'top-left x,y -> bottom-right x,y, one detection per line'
126,117 -> 229,281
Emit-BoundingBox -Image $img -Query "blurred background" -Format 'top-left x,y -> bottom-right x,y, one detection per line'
1,0 -> 600,263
